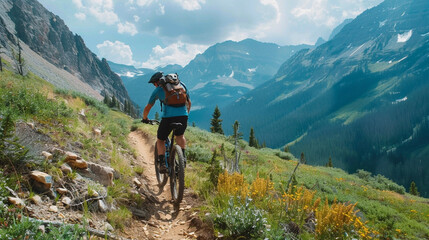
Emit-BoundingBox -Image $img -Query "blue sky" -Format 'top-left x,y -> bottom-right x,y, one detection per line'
37,0 -> 383,69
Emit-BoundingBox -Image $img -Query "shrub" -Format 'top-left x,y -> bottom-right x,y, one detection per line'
187,144 -> 212,163
107,206 -> 132,230
0,113 -> 28,165
250,173 -> 274,200
275,151 -> 293,160
214,198 -> 268,239
217,170 -> 249,199
355,170 -> 405,194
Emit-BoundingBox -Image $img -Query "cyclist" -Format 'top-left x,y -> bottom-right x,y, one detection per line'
142,72 -> 191,173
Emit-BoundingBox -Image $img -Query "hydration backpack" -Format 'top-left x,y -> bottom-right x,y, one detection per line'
159,73 -> 188,107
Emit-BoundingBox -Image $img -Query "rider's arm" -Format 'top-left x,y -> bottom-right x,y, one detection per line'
142,103 -> 154,120
186,99 -> 191,114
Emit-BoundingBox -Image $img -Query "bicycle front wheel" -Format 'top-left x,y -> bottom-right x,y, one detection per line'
170,144 -> 185,204
154,141 -> 168,187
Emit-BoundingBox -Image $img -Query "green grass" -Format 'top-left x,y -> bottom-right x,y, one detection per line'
138,120 -> 429,239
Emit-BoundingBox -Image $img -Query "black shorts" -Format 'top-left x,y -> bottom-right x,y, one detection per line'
157,116 -> 188,141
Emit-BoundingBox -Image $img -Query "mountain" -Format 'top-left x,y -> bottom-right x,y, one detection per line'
222,0 -> 429,196
180,39 -> 312,128
0,0 -> 131,104
328,18 -> 353,40
109,39 -> 312,123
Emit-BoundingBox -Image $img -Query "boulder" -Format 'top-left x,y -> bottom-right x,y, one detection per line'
8,197 -> 25,208
41,151 -> 53,160
30,171 -> 52,188
60,163 -> 72,174
86,162 -> 114,186
67,159 -> 88,169
65,151 -> 78,161
29,195 -> 43,205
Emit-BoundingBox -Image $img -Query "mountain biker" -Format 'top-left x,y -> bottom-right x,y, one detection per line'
142,72 -> 191,173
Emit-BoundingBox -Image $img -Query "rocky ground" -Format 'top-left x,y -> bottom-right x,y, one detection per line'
7,122 -> 213,240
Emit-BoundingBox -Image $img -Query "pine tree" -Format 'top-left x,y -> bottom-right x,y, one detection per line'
210,105 -> 224,134
110,95 -> 117,108
207,150 -> 222,188
328,156 -> 333,167
249,127 -> 257,147
284,145 -> 290,152
409,181 -> 419,196
103,94 -> 110,106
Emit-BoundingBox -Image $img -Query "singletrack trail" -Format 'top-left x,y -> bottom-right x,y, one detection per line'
123,130 -> 211,240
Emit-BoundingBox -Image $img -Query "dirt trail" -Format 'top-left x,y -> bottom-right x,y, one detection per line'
123,130 -> 210,240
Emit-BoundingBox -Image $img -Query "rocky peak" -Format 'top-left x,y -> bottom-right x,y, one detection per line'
1,0 -> 130,104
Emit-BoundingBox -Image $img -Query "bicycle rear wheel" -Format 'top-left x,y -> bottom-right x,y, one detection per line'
170,144 -> 185,204
154,142 -> 168,187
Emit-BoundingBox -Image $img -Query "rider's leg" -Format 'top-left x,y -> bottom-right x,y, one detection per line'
157,138 -> 166,155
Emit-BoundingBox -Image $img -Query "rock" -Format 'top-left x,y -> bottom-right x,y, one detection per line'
29,195 -> 43,205
103,222 -> 114,232
56,188 -> 68,195
41,151 -> 53,160
85,162 -> 114,186
79,109 -> 86,117
8,197 -> 25,208
185,205 -> 192,210
62,197 -> 72,206
30,171 -> 53,186
51,147 -> 65,155
98,200 -> 108,212
67,159 -> 88,169
93,128 -> 102,136
27,122 -> 35,129
38,225 -> 45,234
133,178 -> 142,188
49,205 -> 58,213
65,151 -> 78,161
61,163 -> 73,174
30,171 -> 53,193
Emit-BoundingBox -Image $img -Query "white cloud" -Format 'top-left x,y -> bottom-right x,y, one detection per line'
173,0 -> 206,11
158,3 -> 165,15
74,12 -> 86,20
133,15 -> 140,22
260,0 -> 280,23
96,40 -> 136,66
117,21 -> 138,36
291,0 -> 339,27
141,41 -> 208,68
135,0 -> 154,7
72,0 -> 119,25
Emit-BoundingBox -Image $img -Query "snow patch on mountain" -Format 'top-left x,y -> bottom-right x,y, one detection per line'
192,82 -> 208,91
379,20 -> 387,27
393,96 -> 407,104
212,76 -> 254,89
397,30 -> 413,43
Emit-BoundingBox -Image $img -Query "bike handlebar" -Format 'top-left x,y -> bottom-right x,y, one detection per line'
141,119 -> 160,125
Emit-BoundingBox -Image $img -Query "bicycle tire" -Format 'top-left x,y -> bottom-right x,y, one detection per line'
154,142 -> 168,187
170,144 -> 185,203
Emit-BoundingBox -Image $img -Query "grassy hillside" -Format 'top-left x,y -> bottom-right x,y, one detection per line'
0,68 -> 142,238
1,68 -> 428,239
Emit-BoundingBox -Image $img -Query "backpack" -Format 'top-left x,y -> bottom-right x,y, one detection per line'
159,73 -> 188,107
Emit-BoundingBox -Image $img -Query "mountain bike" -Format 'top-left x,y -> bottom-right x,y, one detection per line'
143,119 -> 185,204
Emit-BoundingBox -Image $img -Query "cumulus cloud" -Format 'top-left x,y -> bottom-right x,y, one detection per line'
173,0 -> 206,11
74,12 -> 86,20
96,40 -> 135,65
118,21 -> 138,36
72,0 -> 119,25
141,41 -> 208,68
134,15 -> 140,22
